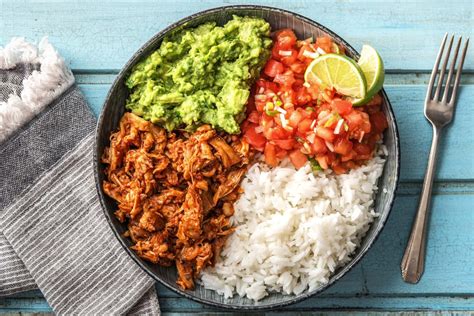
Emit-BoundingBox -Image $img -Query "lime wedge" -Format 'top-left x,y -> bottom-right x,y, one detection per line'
304,53 -> 367,101
357,45 -> 384,105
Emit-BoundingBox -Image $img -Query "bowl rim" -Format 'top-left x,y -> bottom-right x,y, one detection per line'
94,4 -> 401,310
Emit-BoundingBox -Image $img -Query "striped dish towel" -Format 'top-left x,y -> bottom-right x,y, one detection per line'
0,38 -> 160,315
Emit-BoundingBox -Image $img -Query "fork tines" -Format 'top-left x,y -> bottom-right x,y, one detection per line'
427,34 -> 469,105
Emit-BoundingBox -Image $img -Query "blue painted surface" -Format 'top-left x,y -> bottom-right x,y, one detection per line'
1,0 -> 473,314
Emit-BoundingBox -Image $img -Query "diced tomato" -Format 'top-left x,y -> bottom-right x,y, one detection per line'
243,125 -> 266,150
365,95 -> 383,114
359,112 -> 372,133
264,59 -> 285,78
260,112 -> 274,127
343,160 -> 357,170
316,154 -> 329,169
306,84 -> 319,99
333,137 -> 353,155
289,61 -> 306,75
247,111 -> 260,124
332,164 -> 347,175
264,143 -> 278,167
370,111 -> 388,133
242,30 -> 387,174
353,143 -> 372,155
275,29 -> 297,49
325,88 -> 336,100
295,86 -> 312,106
289,149 -> 308,169
316,126 -> 335,142
268,126 -> 288,140
255,100 -> 266,112
354,153 -> 372,161
288,109 -> 304,127
331,99 -> 353,115
341,150 -> 356,162
256,79 -> 279,93
316,36 -> 333,53
366,93 -> 383,107
274,70 -> 296,87
241,120 -> 251,133
344,110 -> 371,134
280,49 -> 298,66
326,151 -> 336,164
298,118 -> 314,134
293,78 -> 305,87
273,139 -> 296,150
311,136 -> 327,154
280,88 -> 296,106
271,44 -> 282,60
275,148 -> 288,159
297,45 -> 314,61
366,133 -> 380,149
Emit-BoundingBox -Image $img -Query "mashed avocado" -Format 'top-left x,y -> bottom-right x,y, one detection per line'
125,16 -> 272,134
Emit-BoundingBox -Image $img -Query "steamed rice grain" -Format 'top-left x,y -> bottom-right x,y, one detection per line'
201,154 -> 385,301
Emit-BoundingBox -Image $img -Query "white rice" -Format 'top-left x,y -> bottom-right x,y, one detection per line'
200,152 -> 386,301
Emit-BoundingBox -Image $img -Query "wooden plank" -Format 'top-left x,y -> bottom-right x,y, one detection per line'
156,296 -> 474,312
1,312 -> 472,316
162,309 -> 472,316
0,312 -> 469,316
2,1 -> 472,71
75,82 -> 474,181
2,296 -> 473,313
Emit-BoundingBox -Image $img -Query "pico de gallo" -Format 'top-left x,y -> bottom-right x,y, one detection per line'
241,29 -> 388,174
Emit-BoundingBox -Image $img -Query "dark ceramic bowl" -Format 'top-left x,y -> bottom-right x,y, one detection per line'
94,5 -> 400,310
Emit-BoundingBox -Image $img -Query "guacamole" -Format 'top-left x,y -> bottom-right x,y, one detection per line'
125,16 -> 272,134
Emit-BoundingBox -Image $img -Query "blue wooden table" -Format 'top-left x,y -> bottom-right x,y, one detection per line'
1,0 -> 473,314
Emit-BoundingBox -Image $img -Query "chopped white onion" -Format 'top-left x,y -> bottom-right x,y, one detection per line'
325,140 -> 334,152
334,118 -> 345,135
255,126 -> 264,134
303,82 -> 311,88
358,131 -> 365,143
316,47 -> 327,55
307,133 -> 316,144
319,112 -> 333,125
275,107 -> 287,114
302,50 -> 320,59
258,87 -> 264,94
279,50 -> 292,56
310,119 -> 317,129
280,113 -> 287,125
255,94 -> 266,101
303,142 -> 312,153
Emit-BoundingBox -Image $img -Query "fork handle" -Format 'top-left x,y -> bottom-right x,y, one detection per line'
401,125 -> 441,283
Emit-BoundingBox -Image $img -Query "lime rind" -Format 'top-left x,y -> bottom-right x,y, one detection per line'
305,53 -> 367,100
356,45 -> 385,105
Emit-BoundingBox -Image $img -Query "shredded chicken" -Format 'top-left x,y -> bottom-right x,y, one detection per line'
102,112 -> 252,290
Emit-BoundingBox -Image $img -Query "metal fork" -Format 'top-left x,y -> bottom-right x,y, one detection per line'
400,34 -> 469,283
